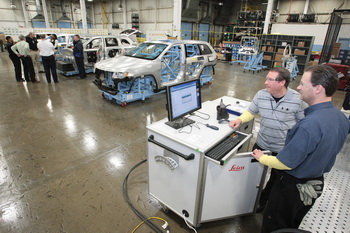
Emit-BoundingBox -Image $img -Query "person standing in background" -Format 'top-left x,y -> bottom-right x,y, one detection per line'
38,34 -> 58,84
11,35 -> 39,83
6,36 -> 24,82
26,32 -> 44,73
0,33 -> 5,52
73,34 -> 86,79
50,34 -> 58,51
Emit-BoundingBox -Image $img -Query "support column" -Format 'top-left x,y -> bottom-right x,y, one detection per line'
123,0 -> 127,29
263,0 -> 274,34
80,0 -> 88,34
173,0 -> 182,38
303,0 -> 310,14
20,0 -> 29,28
42,0 -> 50,28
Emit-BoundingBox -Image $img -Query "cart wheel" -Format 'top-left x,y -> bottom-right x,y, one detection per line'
121,102 -> 127,107
207,81 -> 212,85
101,93 -> 106,99
253,71 -> 255,74
243,70 -> 245,73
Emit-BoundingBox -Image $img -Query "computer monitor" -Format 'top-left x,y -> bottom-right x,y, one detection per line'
165,79 -> 201,129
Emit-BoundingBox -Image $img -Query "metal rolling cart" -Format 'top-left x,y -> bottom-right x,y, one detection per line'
147,96 -> 268,227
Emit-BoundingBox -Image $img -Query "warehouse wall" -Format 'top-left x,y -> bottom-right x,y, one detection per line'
275,0 -> 350,24
0,0 -> 173,35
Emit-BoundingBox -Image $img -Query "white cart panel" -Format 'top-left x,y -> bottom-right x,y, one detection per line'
147,131 -> 202,224
201,155 -> 265,222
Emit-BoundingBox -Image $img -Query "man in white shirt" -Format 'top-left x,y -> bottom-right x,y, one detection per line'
37,34 -> 58,83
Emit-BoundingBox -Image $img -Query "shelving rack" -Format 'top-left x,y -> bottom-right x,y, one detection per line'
131,13 -> 139,30
260,34 -> 315,74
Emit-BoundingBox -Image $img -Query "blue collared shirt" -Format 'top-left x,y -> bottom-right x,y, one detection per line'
277,101 -> 350,179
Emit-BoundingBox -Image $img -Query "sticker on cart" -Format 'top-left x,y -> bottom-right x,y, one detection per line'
229,164 -> 245,171
126,94 -> 133,100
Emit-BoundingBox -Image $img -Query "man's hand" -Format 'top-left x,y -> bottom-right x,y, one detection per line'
251,149 -> 263,160
229,118 -> 242,129
16,54 -> 21,57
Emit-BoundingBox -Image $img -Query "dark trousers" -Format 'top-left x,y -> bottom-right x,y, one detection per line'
261,171 -> 324,233
9,55 -> 22,81
253,143 -> 278,207
20,56 -> 36,82
74,56 -> 86,78
42,55 -> 58,83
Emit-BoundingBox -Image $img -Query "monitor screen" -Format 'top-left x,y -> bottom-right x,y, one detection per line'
166,79 -> 201,123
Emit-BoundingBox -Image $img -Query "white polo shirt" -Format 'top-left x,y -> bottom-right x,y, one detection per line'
37,40 -> 54,57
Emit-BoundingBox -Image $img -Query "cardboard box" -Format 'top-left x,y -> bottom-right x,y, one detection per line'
261,46 -> 267,51
263,55 -> 272,60
277,48 -> 289,54
275,54 -> 284,61
274,61 -> 283,67
331,42 -> 341,57
308,61 -> 319,66
267,46 -> 274,52
294,49 -> 305,55
297,41 -> 305,47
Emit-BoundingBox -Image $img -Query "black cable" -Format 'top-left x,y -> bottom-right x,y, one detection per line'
123,159 -> 165,233
191,111 -> 210,120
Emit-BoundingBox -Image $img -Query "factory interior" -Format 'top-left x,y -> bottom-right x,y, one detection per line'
0,0 -> 350,233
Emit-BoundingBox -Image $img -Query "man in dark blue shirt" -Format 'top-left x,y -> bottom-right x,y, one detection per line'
252,65 -> 350,233
73,34 -> 86,79
6,36 -> 24,82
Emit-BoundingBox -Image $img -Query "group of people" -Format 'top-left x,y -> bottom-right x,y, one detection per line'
5,33 -> 86,83
229,66 -> 350,232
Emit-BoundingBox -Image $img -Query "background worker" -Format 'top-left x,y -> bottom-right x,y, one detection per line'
26,32 -> 44,73
6,36 -> 24,82
73,34 -> 86,79
0,33 -> 5,52
251,65 -> 350,233
37,34 -> 58,84
11,35 -> 39,83
229,67 -> 306,211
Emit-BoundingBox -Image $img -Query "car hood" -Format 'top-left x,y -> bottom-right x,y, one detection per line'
94,55 -> 157,75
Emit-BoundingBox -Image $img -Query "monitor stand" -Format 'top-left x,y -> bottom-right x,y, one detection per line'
165,118 -> 195,129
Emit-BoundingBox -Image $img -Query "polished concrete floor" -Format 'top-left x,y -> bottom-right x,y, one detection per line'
0,52 -> 348,233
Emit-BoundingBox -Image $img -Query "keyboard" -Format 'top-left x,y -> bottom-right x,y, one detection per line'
205,132 -> 245,161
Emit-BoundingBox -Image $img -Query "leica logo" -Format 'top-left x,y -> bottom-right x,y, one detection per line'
229,164 -> 245,171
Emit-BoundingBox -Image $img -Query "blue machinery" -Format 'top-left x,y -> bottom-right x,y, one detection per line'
94,44 -> 215,106
243,52 -> 268,73
282,45 -> 299,80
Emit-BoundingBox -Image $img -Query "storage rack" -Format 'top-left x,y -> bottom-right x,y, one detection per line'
131,13 -> 139,29
260,34 -> 315,74
223,11 -> 265,42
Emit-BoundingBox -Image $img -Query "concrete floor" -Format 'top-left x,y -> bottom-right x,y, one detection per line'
0,52 -> 347,233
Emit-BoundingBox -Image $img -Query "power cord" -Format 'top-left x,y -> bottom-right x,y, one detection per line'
191,111 -> 210,120
132,217 -> 170,233
182,214 -> 198,233
123,159 -> 166,233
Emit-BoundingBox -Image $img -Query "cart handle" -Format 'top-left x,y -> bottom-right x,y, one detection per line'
148,135 -> 195,161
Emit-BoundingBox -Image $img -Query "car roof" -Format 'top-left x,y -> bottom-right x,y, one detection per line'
143,40 -> 212,46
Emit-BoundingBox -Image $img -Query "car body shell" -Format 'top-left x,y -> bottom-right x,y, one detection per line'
94,40 -> 217,89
